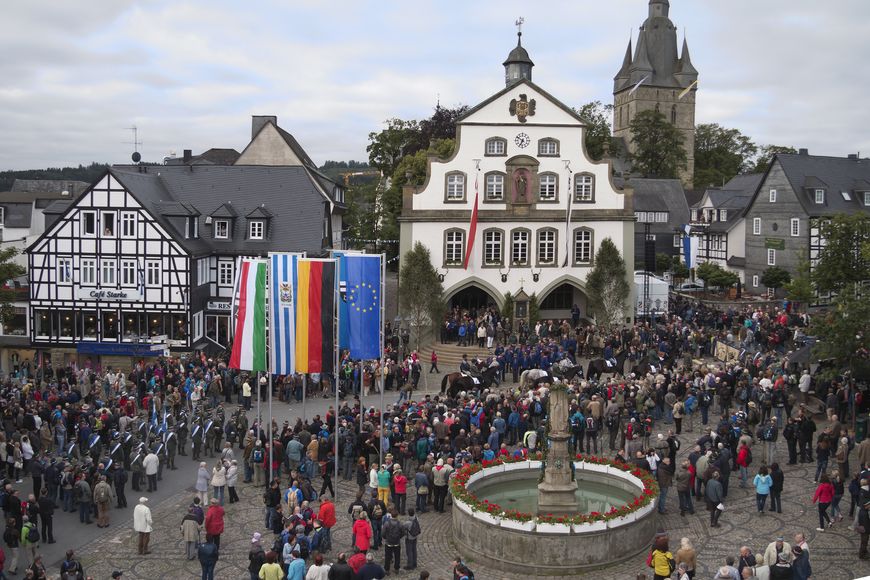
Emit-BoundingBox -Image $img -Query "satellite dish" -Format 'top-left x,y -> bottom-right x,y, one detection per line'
132,151 -> 142,163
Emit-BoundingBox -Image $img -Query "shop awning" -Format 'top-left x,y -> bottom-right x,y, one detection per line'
76,342 -> 166,357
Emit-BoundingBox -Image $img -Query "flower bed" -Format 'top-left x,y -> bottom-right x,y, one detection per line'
449,453 -> 659,529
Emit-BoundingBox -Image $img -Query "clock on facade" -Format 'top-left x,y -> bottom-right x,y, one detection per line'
514,133 -> 530,148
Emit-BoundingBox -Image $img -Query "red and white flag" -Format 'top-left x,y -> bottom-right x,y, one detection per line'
463,174 -> 479,269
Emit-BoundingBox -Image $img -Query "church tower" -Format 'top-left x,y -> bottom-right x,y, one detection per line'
613,0 -> 698,188
503,29 -> 534,87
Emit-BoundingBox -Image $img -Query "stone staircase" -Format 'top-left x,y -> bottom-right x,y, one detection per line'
416,339 -> 493,373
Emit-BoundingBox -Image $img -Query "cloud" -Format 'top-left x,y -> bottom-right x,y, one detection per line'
1,0 -> 869,170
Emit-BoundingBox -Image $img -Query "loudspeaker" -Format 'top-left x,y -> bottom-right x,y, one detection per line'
644,239 -> 656,272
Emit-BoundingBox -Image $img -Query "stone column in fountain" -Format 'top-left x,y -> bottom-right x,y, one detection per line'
537,386 -> 579,514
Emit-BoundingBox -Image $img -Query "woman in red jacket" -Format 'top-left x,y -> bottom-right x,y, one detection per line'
352,511 -> 373,552
204,498 -> 225,549
812,473 -> 835,531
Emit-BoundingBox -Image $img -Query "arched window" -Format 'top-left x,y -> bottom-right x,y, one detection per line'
574,173 -> 595,203
537,138 -> 559,157
536,228 -> 558,267
484,172 -> 505,202
671,105 -> 678,124
538,173 -> 558,202
445,172 -> 466,202
484,137 -> 507,157
482,228 -> 504,266
573,227 -> 594,265
444,229 -> 465,267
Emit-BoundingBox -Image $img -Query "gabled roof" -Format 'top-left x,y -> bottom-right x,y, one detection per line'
457,78 -> 586,125
153,201 -> 199,216
770,153 -> 870,216
209,203 -> 238,218
246,206 -> 273,219
614,177 -> 689,229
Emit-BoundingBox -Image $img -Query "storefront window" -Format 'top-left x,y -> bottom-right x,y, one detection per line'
148,313 -> 163,337
206,314 -> 230,346
82,311 -> 98,339
102,311 -> 119,340
170,314 -> 188,341
59,311 -> 75,338
35,310 -> 51,337
1,308 -> 26,336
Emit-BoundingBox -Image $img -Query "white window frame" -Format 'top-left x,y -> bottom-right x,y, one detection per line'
197,258 -> 210,285
81,258 -> 96,285
485,138 -> 506,156
537,229 -> 556,266
673,234 -> 681,248
120,212 -> 136,238
864,192 -> 870,206
445,230 -> 464,266
121,260 -> 136,287
539,174 -> 558,201
574,174 -> 594,202
249,220 -> 264,240
446,173 -> 465,201
511,230 -> 530,266
185,216 -> 199,239
753,217 -> 761,235
719,210 -> 727,222
485,174 -> 504,201
57,257 -> 73,284
81,211 -> 96,237
790,218 -> 800,237
101,259 -> 116,286
218,261 -> 234,287
574,229 -> 593,265
814,189 -> 825,204
769,189 -> 777,203
101,211 -> 116,237
690,209 -> 698,221
214,219 -> 229,239
752,275 -> 759,288
538,139 -> 559,156
483,230 -> 503,266
767,248 -> 776,266
145,260 -> 161,287
656,212 -> 669,223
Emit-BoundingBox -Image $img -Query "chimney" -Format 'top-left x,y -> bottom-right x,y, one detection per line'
183,149 -> 192,163
848,153 -> 858,161
798,148 -> 809,155
252,115 -> 278,139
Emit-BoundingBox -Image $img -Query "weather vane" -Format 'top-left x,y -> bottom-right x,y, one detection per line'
515,17 -> 524,35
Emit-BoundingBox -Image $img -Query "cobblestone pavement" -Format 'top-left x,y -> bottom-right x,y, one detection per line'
75,397 -> 870,579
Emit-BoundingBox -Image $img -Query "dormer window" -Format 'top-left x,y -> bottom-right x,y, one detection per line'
864,192 -> 870,206
485,138 -> 507,156
719,209 -> 727,221
249,220 -> 265,240
814,189 -> 825,204
185,217 -> 199,239
214,220 -> 229,239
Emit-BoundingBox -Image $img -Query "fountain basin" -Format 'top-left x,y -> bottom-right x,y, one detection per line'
451,459 -> 658,575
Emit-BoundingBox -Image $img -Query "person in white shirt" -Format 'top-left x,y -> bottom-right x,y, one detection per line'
143,450 -> 159,492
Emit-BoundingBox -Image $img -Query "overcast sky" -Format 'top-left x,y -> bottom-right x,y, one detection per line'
2,0 -> 868,171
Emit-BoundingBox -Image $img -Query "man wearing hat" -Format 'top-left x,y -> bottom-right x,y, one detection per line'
133,497 -> 153,555
111,572 -> 123,579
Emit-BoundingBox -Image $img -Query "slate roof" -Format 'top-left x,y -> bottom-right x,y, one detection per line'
106,165 -> 336,257
770,153 -> 870,216
10,179 -> 90,196
614,177 -> 689,230
0,203 -> 33,228
503,33 -> 534,66
694,173 -> 761,233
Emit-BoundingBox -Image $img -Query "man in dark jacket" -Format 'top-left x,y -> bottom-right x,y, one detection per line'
356,552 -> 386,580
706,471 -> 725,528
381,510 -> 406,574
197,537 -> 219,580
859,499 -> 870,559
327,552 -> 354,580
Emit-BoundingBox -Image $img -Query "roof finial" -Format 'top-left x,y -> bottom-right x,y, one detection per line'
515,16 -> 524,43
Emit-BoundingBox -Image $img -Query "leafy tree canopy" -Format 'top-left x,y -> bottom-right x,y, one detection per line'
399,242 -> 445,349
812,213 -> 870,294
761,266 -> 791,290
784,255 -> 814,308
751,145 -> 798,174
693,123 -> 757,190
574,100 -> 613,161
0,248 -> 26,324
628,110 -> 687,179
696,262 -> 739,290
586,238 -> 629,333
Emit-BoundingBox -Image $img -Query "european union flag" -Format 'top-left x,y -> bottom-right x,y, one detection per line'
337,253 -> 382,359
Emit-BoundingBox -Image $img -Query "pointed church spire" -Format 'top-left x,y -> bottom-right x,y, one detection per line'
613,38 -> 633,92
679,37 -> 698,75
629,29 -> 653,85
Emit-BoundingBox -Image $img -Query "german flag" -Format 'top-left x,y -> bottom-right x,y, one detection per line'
295,259 -> 336,374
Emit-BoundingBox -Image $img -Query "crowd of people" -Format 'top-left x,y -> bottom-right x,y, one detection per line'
0,293 -> 864,578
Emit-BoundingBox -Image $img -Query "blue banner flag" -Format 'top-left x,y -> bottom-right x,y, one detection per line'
337,253 -> 382,359
269,252 -> 301,376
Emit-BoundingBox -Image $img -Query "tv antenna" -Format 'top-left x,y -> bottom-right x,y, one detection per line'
125,125 -> 144,163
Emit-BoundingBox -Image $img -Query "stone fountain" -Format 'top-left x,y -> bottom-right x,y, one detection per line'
537,386 -> 578,514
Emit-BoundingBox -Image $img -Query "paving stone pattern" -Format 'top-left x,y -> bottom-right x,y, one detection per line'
76,407 -> 870,579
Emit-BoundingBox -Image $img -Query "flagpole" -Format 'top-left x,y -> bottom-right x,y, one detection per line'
562,161 -> 573,267
302,373 -> 307,421
333,258 -> 340,498
266,259 -> 273,484
378,253 -> 386,468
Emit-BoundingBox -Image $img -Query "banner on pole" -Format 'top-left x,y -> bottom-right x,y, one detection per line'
269,252 -> 302,375
229,259 -> 267,372
295,258 -> 337,374
335,252 -> 382,360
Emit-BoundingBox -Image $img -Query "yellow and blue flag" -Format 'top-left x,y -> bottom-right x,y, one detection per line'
336,253 -> 382,360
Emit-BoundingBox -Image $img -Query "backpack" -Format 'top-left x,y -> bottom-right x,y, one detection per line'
95,484 -> 109,504
26,524 -> 39,543
252,449 -> 264,463
605,415 -> 617,429
585,417 -> 597,432
409,517 -> 421,538
533,401 -> 543,415
372,504 -> 384,519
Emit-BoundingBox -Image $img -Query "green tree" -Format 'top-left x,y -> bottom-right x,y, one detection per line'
628,110 -> 687,178
0,249 -> 25,323
812,214 -> 870,294
585,238 -> 629,333
528,293 -> 539,327
784,256 -> 814,309
655,253 -> 672,275
418,104 -> 468,145
575,100 -> 613,161
761,266 -> 792,294
502,292 -> 515,326
811,286 -> 870,374
671,256 -> 689,282
750,145 -> 798,174
399,242 -> 445,350
693,123 -> 758,190
366,118 -> 424,176
696,262 -> 739,292
344,182 -> 379,244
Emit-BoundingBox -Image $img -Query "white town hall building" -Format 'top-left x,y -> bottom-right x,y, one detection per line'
399,32 -> 635,322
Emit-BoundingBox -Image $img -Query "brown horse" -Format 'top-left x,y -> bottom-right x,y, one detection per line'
440,367 -> 500,398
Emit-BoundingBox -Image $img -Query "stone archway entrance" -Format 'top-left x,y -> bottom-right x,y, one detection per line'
449,286 -> 499,316
539,282 -> 589,323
